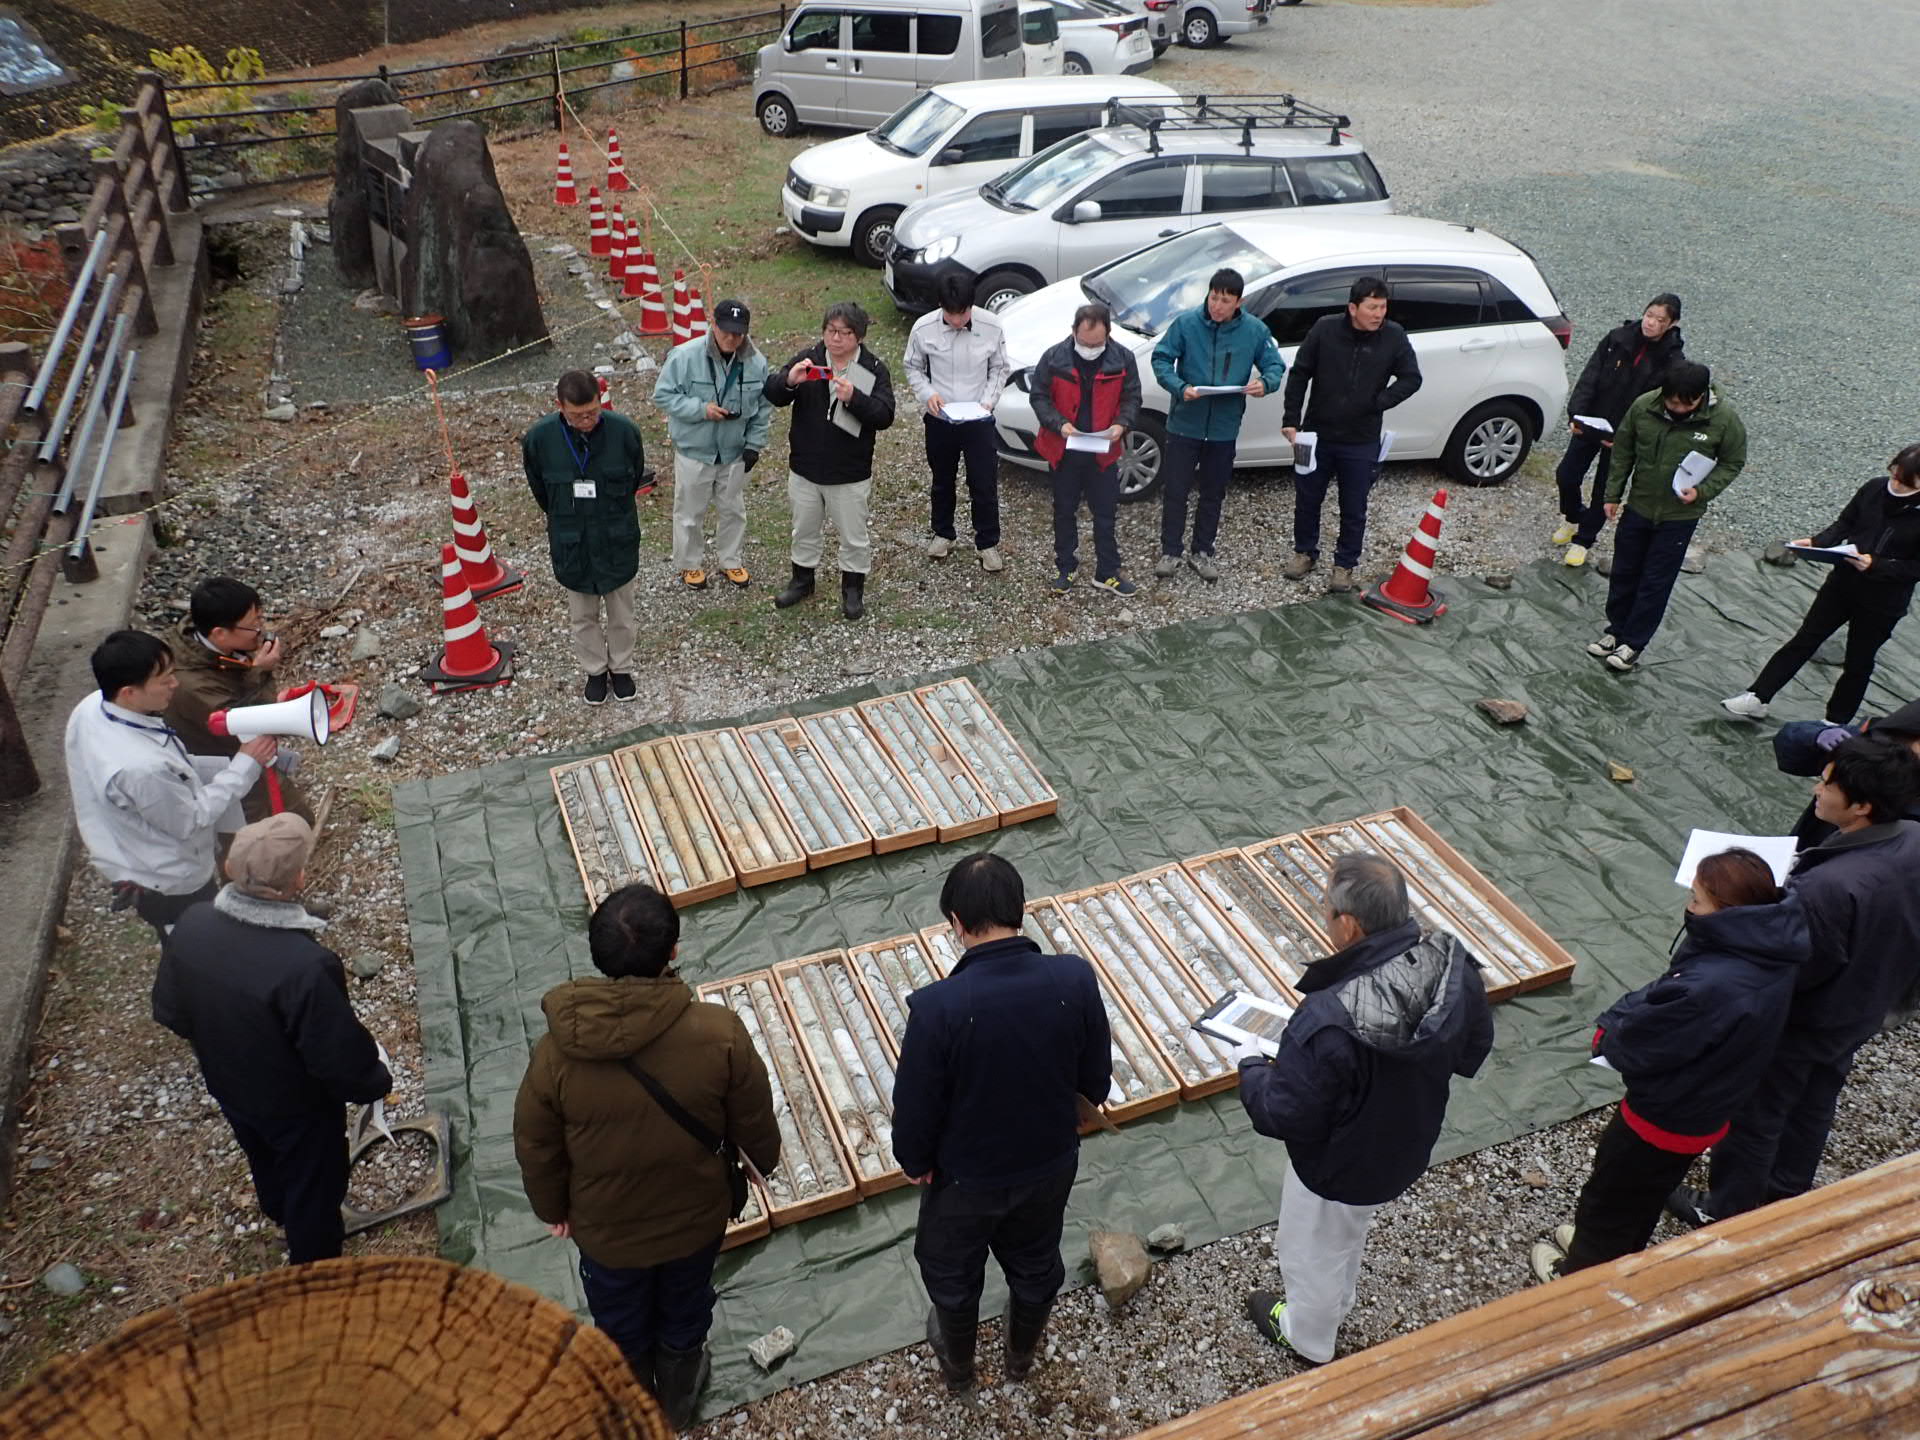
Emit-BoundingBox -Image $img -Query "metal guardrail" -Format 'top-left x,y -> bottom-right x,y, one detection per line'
0,70 -> 186,800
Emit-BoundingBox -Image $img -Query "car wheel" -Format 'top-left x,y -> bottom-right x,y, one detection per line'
1062,52 -> 1092,75
974,269 -> 1036,313
1116,414 -> 1167,502
851,207 -> 902,269
757,94 -> 798,137
1181,10 -> 1218,46
1443,400 -> 1533,486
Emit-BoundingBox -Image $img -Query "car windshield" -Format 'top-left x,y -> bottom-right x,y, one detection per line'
872,92 -> 964,157
991,132 -> 1127,211
1083,225 -> 1284,335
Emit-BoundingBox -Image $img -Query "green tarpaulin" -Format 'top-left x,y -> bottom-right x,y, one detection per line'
396,556 -> 1919,1418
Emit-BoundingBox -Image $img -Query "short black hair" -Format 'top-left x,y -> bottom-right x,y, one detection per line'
939,854 -> 1025,934
1824,737 -> 1920,825
556,370 -> 598,406
189,576 -> 261,635
1647,292 -> 1682,322
1071,302 -> 1111,337
91,630 -> 172,700
1891,443 -> 1920,492
1663,360 -> 1711,400
588,883 -> 681,978
823,300 -> 870,340
1348,276 -> 1388,305
935,271 -> 974,315
1208,268 -> 1244,299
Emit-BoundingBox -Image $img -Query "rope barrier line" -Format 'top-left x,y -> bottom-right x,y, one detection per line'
557,89 -> 709,278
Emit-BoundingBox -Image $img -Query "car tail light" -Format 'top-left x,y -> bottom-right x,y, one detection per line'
1103,19 -> 1135,31
1144,0 -> 1173,9
1544,313 -> 1572,349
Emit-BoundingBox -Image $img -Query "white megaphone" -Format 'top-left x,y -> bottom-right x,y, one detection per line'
206,690 -> 330,745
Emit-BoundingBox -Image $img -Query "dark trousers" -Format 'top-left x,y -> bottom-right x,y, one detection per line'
220,1102 -> 349,1264
1051,453 -> 1121,581
926,415 -> 1000,550
1708,1029 -> 1859,1220
1564,1109 -> 1699,1272
1750,573 -> 1910,724
914,1159 -> 1077,1314
135,877 -> 217,944
1159,434 -> 1237,557
1554,430 -> 1613,546
579,1238 -> 723,1376
1292,441 -> 1376,570
1603,508 -> 1698,651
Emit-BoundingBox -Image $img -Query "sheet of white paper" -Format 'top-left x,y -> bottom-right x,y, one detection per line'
1787,541 -> 1859,557
1378,429 -> 1396,463
1672,448 -> 1717,495
1590,1055 -> 1619,1072
1189,384 -> 1246,396
1065,432 -> 1110,453
1292,430 -> 1318,473
1673,829 -> 1799,888
938,400 -> 990,422
1572,414 -> 1615,434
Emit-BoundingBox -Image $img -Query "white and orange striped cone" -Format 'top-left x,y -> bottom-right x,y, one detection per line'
597,374 -> 613,411
586,187 -> 608,255
419,543 -> 515,692
553,142 -> 578,205
606,129 -> 629,190
1362,488 -> 1449,624
669,270 -> 690,346
448,470 -> 523,602
607,204 -> 627,281
686,286 -> 708,340
634,250 -> 669,335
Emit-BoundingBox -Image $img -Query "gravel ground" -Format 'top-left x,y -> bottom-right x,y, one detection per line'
6,0 -> 1917,1422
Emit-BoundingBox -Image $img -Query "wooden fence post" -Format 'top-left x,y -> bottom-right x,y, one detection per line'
551,45 -> 562,131
135,69 -> 190,212
680,21 -> 690,100
0,670 -> 37,801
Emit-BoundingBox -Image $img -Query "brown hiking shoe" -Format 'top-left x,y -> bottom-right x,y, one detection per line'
681,569 -> 709,590
1282,552 -> 1315,581
1328,566 -> 1358,594
723,567 -> 750,587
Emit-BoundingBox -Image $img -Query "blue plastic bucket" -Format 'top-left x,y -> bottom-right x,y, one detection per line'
404,315 -> 451,371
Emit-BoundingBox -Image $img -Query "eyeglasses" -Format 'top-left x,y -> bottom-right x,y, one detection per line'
822,326 -> 857,338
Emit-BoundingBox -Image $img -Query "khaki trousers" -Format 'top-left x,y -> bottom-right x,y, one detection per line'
788,471 -> 872,575
565,581 -> 637,675
671,452 -> 747,571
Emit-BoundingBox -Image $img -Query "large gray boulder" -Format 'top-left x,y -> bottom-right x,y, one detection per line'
327,79 -> 401,287
402,122 -> 548,360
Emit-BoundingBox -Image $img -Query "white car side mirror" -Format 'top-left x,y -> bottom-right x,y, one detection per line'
1071,200 -> 1102,224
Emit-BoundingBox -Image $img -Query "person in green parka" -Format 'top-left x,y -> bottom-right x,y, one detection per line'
523,370 -> 649,706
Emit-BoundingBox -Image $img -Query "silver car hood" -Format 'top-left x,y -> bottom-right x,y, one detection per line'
894,188 -> 1004,250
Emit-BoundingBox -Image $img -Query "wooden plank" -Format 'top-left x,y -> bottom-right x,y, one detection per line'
674,729 -> 807,887
771,951 -> 907,1197
549,756 -> 657,908
738,717 -> 874,869
611,740 -> 736,907
913,676 -> 1059,825
1129,1152 -> 1920,1440
798,707 -> 938,854
856,692 -> 999,842
720,1178 -> 770,1251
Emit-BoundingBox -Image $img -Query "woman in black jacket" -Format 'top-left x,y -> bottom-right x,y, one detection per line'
1530,849 -> 1806,1282
1723,443 -> 1920,724
1551,294 -> 1684,567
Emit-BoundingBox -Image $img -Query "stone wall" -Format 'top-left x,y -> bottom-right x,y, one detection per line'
0,135 -> 93,234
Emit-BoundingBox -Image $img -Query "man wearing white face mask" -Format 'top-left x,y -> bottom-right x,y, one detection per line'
1028,303 -> 1143,597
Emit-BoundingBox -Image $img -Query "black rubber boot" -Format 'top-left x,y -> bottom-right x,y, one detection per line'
620,1346 -> 657,1400
774,563 -> 815,609
926,1303 -> 978,1394
651,1342 -> 711,1432
1003,1296 -> 1053,1382
841,570 -> 867,620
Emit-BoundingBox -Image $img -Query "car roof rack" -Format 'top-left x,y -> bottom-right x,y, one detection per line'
1105,93 -> 1352,152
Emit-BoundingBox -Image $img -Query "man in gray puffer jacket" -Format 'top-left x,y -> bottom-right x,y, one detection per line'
1237,852 -> 1493,1363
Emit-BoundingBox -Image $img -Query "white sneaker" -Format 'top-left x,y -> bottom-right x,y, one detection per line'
1584,632 -> 1619,658
978,546 -> 1004,573
927,536 -> 953,560
1153,553 -> 1180,579
1563,544 -> 1589,567
1604,645 -> 1640,672
1722,691 -> 1770,720
1551,521 -> 1577,546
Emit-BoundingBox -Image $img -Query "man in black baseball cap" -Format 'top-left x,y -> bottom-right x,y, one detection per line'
654,296 -> 773,590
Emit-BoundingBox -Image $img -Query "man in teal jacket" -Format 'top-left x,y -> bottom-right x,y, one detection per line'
1150,268 -> 1286,582
1587,360 -> 1747,672
653,299 -> 773,592
522,370 -> 649,706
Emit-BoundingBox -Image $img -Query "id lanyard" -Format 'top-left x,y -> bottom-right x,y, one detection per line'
100,699 -> 189,763
707,352 -> 741,413
563,423 -> 597,499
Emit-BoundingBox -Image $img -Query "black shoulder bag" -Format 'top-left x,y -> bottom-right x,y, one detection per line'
621,1060 -> 751,1219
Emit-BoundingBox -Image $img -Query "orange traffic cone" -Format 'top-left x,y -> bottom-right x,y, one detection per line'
553,142 -> 578,205
419,544 -> 515,691
448,470 -> 523,602
687,286 -> 708,339
1363,489 -> 1450,624
669,270 -> 690,346
586,187 -> 608,255
634,250 -> 669,335
597,374 -> 613,411
607,204 -> 626,281
606,129 -> 629,190
622,246 -> 649,299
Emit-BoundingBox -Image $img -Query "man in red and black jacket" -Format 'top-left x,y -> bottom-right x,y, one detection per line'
1029,303 -> 1142,597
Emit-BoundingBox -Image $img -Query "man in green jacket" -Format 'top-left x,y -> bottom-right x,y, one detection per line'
513,883 -> 781,1427
1588,360 -> 1747,671
1150,268 -> 1287,582
522,370 -> 649,705
653,299 -> 773,592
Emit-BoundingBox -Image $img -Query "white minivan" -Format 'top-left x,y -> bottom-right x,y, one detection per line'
782,75 -> 1177,266
754,0 -> 1025,137
1021,1 -> 1065,75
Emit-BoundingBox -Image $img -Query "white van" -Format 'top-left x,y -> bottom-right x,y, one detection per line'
754,0 -> 1025,137
782,75 -> 1177,265
1021,1 -> 1065,75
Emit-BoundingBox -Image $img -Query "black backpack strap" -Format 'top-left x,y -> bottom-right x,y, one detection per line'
621,1059 -> 726,1157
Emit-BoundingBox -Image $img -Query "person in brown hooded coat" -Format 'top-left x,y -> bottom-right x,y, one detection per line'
513,883 -> 780,1430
